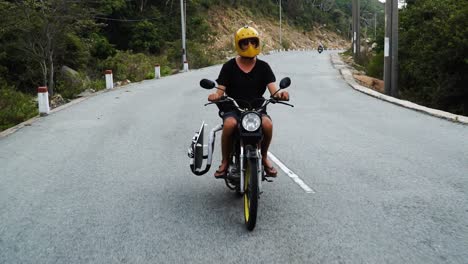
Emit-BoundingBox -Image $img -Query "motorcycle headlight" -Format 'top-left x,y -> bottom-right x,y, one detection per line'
241,113 -> 261,132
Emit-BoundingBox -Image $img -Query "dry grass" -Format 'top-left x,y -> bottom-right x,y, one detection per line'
354,74 -> 384,93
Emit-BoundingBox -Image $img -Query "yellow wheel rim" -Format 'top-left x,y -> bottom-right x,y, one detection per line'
244,161 -> 250,222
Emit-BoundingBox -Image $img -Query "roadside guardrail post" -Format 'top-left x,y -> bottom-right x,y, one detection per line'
37,86 -> 50,116
155,64 -> 161,79
105,70 -> 113,89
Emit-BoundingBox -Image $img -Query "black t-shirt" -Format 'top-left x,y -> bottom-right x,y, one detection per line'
216,58 -> 276,109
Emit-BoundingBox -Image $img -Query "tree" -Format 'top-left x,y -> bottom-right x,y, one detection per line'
399,0 -> 468,114
8,0 -> 92,95
129,20 -> 162,53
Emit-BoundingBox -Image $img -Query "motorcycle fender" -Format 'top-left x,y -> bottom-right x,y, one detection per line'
244,145 -> 260,159
243,145 -> 263,193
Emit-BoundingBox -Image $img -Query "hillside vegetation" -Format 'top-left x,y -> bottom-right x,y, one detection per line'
398,0 -> 468,115
358,0 -> 467,116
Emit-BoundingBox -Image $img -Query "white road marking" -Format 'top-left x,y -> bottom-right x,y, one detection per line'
267,152 -> 315,194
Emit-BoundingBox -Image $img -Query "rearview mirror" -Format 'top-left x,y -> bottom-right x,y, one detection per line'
279,77 -> 291,89
200,79 -> 216,89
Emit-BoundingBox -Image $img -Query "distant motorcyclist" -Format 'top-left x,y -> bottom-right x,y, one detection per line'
207,26 -> 289,178
318,43 -> 324,53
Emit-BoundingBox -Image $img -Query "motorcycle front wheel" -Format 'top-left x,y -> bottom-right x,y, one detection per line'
244,158 -> 259,231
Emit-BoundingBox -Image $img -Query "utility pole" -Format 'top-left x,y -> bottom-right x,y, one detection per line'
180,0 -> 187,69
384,0 -> 391,95
384,0 -> 399,97
391,0 -> 399,97
352,0 -> 360,62
279,0 -> 282,48
374,12 -> 377,39
373,0 -> 377,39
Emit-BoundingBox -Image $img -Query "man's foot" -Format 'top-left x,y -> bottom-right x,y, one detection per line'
264,165 -> 278,177
214,163 -> 228,179
262,159 -> 278,177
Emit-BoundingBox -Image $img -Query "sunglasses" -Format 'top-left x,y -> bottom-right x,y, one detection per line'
239,38 -> 259,47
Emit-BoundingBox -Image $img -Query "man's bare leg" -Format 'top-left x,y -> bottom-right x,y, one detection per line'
261,116 -> 276,175
215,117 -> 237,176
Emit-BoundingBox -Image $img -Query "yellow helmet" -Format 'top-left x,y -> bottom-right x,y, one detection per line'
235,26 -> 261,58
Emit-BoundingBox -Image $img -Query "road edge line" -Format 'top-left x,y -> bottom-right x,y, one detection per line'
268,152 -> 315,194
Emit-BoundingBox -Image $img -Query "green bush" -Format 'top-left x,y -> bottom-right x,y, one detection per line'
160,65 -> 172,76
100,51 -> 155,82
365,51 -> 384,79
129,20 -> 162,54
165,42 -> 184,69
89,78 -> 106,91
399,0 -> 468,115
90,33 -> 116,60
186,41 -> 216,69
99,51 -> 176,82
63,33 -> 90,70
0,86 -> 38,131
145,72 -> 155,79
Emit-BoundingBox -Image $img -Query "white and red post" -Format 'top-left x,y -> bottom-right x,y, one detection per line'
37,86 -> 50,116
105,70 -> 113,89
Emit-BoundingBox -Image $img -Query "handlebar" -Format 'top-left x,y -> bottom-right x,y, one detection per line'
205,96 -> 293,111
269,98 -> 294,107
204,96 -> 237,107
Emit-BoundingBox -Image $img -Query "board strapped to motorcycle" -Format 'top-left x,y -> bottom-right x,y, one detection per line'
188,121 -> 206,175
188,121 -> 223,176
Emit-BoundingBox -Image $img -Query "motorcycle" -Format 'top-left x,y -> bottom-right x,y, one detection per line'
318,45 -> 324,53
188,77 -> 293,231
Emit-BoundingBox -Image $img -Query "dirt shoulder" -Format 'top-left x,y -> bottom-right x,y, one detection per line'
339,53 -> 385,94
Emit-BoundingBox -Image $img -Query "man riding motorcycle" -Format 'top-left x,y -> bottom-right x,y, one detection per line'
207,26 -> 289,179
318,42 -> 324,53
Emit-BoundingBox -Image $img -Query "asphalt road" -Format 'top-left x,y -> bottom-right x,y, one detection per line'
1,51 -> 467,264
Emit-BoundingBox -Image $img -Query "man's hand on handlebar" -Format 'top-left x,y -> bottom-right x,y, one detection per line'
208,92 -> 223,102
207,84 -> 226,102
274,90 -> 289,101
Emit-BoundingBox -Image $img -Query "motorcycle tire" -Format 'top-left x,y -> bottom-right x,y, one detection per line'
244,158 -> 259,231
